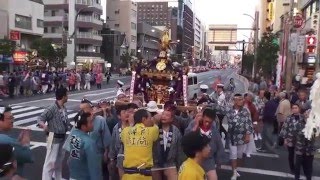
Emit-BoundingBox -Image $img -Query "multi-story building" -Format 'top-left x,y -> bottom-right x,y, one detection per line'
106,0 -> 137,56
180,3 -> 194,59
256,0 -> 269,38
194,15 -> 202,60
101,24 -> 123,68
137,22 -> 162,60
137,2 -> 170,27
0,0 -> 44,70
201,24 -> 206,59
43,0 -> 104,66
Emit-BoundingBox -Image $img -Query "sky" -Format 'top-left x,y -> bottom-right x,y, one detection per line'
101,0 -> 258,42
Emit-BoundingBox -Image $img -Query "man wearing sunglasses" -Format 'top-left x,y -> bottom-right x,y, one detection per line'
0,106 -> 33,178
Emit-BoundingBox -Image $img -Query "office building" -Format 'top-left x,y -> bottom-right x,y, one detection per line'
101,24 -> 123,67
137,22 -> 162,60
106,0 -> 137,56
194,15 -> 202,60
43,0 -> 104,66
137,1 -> 170,26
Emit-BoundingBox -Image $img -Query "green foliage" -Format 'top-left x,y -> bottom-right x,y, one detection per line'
31,38 -> 55,61
31,39 -> 67,68
54,47 -> 67,68
0,39 -> 15,56
120,51 -> 133,68
257,32 -> 280,77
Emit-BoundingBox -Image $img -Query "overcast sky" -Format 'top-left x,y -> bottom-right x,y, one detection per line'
101,0 -> 258,41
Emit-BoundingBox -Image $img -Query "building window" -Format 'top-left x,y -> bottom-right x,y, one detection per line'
44,27 -> 48,33
115,10 -> 120,14
115,24 -> 120,28
116,49 -> 119,56
15,14 -> 32,30
51,27 -> 56,33
131,22 -> 136,30
131,49 -> 136,55
52,10 -> 56,16
131,35 -> 136,42
37,19 -> 44,28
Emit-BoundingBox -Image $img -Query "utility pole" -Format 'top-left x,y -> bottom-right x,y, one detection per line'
253,11 -> 259,79
241,40 -> 245,74
285,0 -> 295,91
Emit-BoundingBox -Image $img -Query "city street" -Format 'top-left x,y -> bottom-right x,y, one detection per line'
2,69 -> 319,180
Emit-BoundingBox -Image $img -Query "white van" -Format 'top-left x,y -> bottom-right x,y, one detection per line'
187,73 -> 200,99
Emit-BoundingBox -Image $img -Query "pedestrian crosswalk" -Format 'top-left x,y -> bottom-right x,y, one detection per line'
11,105 -> 78,130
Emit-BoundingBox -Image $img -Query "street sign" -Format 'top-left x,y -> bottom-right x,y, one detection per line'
306,35 -> 317,55
289,33 -> 298,52
311,12 -> 319,34
293,14 -> 304,29
306,35 -> 317,46
10,30 -> 20,40
297,36 -> 305,54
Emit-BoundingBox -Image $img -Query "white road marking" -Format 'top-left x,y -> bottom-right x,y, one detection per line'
221,165 -> 320,180
11,88 -> 118,106
83,90 -> 115,97
13,109 -> 44,119
91,96 -> 116,102
10,105 -> 23,109
68,88 -> 117,97
11,99 -> 53,106
224,149 -> 279,158
11,106 -> 39,113
14,117 -> 38,126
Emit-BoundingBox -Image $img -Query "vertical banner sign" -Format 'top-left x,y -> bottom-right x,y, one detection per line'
129,71 -> 136,103
182,75 -> 188,106
276,55 -> 282,89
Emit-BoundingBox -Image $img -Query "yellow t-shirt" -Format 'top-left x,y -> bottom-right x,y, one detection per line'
178,158 -> 206,180
121,123 -> 159,168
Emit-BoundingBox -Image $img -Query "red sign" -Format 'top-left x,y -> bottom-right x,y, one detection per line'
10,30 -> 20,40
13,51 -> 27,64
306,36 -> 317,46
293,14 -> 304,29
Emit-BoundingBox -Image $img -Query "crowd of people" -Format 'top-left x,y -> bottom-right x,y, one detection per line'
0,74 -> 318,180
0,70 -> 111,99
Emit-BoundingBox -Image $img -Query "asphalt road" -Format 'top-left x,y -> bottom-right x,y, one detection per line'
3,69 -> 320,180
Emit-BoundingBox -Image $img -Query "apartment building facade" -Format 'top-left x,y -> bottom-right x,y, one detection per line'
106,0 -> 137,56
43,0 -> 104,65
0,0 -> 44,70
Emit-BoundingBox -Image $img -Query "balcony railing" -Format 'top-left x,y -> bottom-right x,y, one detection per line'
43,33 -> 63,38
76,0 -> 92,5
78,32 -> 102,41
44,16 -> 64,22
78,15 -> 103,25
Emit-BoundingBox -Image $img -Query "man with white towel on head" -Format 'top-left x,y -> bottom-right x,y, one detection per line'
116,80 -> 125,97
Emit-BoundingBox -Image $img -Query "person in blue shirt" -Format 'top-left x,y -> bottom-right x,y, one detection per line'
0,106 -> 33,178
68,111 -> 103,180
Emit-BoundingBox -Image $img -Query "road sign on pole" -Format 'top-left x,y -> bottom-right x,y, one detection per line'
297,35 -> 305,54
290,33 -> 298,52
